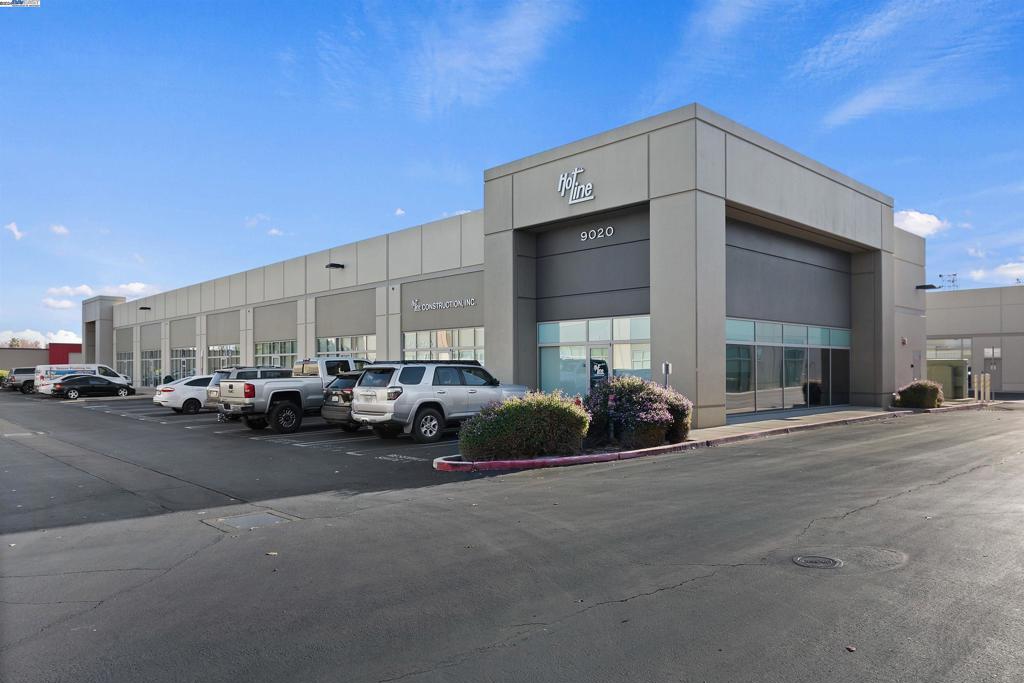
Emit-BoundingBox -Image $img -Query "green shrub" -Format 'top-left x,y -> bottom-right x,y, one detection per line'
893,379 -> 944,409
584,376 -> 693,449
459,391 -> 591,461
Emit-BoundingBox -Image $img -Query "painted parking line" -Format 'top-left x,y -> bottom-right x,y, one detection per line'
185,423 -> 227,430
290,436 -> 380,447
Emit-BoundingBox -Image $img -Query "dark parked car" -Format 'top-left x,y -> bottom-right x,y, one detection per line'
51,375 -> 136,400
320,371 -> 363,432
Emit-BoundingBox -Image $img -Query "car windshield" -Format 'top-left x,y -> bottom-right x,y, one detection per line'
358,368 -> 395,387
327,376 -> 358,390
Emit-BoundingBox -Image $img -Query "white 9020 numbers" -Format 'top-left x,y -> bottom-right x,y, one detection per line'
580,226 -> 614,242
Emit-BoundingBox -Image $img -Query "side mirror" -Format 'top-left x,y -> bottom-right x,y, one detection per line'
490,377 -> 500,386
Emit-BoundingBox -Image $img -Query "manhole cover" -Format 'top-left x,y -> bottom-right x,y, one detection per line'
202,510 -> 297,532
793,555 -> 843,569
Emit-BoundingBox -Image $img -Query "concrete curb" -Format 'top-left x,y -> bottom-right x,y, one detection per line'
433,410 -> 915,473
887,401 -> 995,414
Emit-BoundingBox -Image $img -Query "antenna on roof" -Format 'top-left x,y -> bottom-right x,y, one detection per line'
939,273 -> 959,290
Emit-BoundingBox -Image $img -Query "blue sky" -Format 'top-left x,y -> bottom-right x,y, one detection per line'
2,0 -> 1023,344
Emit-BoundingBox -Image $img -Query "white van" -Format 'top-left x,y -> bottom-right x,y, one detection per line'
35,364 -> 132,395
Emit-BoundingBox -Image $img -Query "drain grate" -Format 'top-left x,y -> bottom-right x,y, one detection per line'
793,555 -> 843,569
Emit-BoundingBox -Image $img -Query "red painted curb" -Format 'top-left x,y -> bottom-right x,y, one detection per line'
433,410 -> 922,473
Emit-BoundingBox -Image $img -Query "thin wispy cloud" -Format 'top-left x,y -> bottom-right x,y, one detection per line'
4,221 -> 25,240
50,224 -> 69,236
394,208 -> 405,217
42,297 -> 75,310
267,227 -> 285,237
969,262 -> 1024,284
640,0 -> 792,115
0,329 -> 82,346
245,213 -> 271,228
812,1 -> 1023,128
47,284 -> 95,297
314,1 -> 578,115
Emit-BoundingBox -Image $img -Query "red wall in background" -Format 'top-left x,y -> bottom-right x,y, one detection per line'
47,343 -> 82,364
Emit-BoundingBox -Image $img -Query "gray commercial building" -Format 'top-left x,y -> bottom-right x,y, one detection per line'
926,286 -> 1024,396
82,104 -> 927,427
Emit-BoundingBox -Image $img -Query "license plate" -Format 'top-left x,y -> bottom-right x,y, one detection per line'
330,395 -> 339,402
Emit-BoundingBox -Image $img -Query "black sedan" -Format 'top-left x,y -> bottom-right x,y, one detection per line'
320,371 -> 362,431
51,375 -> 136,400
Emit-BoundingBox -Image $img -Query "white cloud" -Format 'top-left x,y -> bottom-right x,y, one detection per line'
394,208 -> 406,216
970,263 -> 1024,284
967,246 -> 987,258
245,213 -> 271,228
47,284 -> 96,297
267,228 -> 284,237
132,253 -> 145,264
41,297 -> 75,310
0,329 -> 82,347
4,222 -> 25,240
50,224 -> 69,236
894,210 -> 950,237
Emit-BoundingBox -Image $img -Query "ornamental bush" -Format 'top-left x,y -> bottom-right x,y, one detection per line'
459,391 -> 591,461
893,379 -> 944,409
584,375 -> 693,450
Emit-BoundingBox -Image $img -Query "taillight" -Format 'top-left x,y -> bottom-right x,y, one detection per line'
243,383 -> 255,399
161,387 -> 175,393
386,387 -> 403,401
54,383 -> 62,390
341,388 -> 353,401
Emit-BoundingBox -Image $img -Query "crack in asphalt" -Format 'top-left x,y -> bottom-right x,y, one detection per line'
0,534 -> 224,653
796,460 -> 1000,539
376,568 -> 732,682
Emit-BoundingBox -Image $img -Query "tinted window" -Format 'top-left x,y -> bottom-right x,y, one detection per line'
186,377 -> 211,387
359,368 -> 395,387
327,376 -> 358,390
324,361 -> 348,376
353,359 -> 368,370
92,377 -> 113,385
15,368 -> 34,374
235,371 -> 258,379
461,367 -> 494,386
398,367 -> 426,385
292,362 -> 320,377
433,367 -> 462,386
261,369 -> 292,378
64,376 -> 88,385
99,366 -> 118,377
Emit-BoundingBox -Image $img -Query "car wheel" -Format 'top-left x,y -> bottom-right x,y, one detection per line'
244,416 -> 268,430
372,425 -> 401,439
412,408 -> 444,444
20,383 -> 33,394
182,398 -> 201,415
65,388 -> 80,400
116,387 -> 129,397
268,402 -> 302,434
340,422 -> 361,433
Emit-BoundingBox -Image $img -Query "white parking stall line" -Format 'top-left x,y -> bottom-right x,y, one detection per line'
246,429 -> 340,441
290,435 -> 380,447
165,417 -> 218,425
185,423 -> 225,430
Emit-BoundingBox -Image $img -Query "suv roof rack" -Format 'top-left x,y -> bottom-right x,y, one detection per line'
366,360 -> 482,366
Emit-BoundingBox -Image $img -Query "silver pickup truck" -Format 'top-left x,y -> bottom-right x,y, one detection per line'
218,356 -> 368,433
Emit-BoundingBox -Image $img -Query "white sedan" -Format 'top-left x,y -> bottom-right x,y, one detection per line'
153,375 -> 214,414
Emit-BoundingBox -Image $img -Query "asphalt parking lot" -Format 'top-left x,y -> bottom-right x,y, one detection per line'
0,390 -> 472,534
3,392 -> 1024,682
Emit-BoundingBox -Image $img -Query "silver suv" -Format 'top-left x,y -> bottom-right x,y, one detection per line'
350,361 -> 528,443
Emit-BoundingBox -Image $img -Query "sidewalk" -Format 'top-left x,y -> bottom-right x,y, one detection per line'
690,406 -> 907,446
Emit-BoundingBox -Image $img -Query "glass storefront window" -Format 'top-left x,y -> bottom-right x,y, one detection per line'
208,344 -> 240,373
726,319 -> 756,343
254,340 -> 297,369
755,321 -> 783,344
141,350 -> 162,387
726,344 -> 755,414
316,335 -> 376,361
613,316 -> 650,341
755,346 -> 784,411
807,327 -> 830,347
402,327 -> 484,363
783,347 -> 808,409
783,325 -> 808,346
538,316 -> 651,396
170,347 -> 197,380
830,329 -> 851,348
927,338 -> 969,360
116,351 -> 133,380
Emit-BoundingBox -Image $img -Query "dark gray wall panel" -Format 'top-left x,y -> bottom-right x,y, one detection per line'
169,318 -> 195,349
532,206 -> 650,321
316,289 -> 376,337
115,327 -> 133,352
207,310 -> 240,345
401,271 -> 484,331
726,220 -> 851,327
140,323 -> 161,351
254,301 -> 297,342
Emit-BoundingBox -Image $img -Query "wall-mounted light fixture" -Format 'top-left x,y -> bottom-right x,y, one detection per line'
915,284 -> 939,290
139,306 -> 152,310
325,262 -> 345,269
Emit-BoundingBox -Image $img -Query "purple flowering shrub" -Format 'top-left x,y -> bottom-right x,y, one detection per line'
459,391 -> 591,461
585,376 -> 693,449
